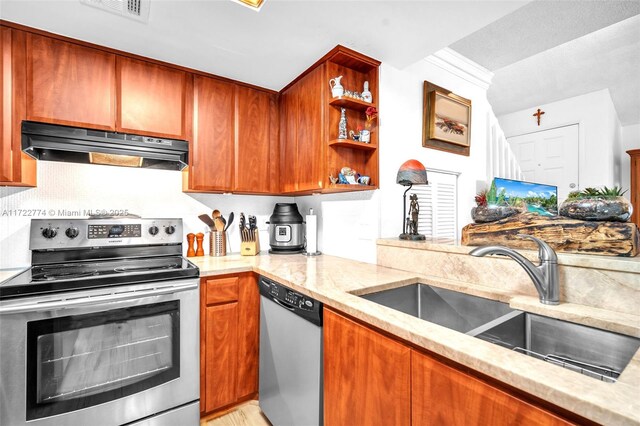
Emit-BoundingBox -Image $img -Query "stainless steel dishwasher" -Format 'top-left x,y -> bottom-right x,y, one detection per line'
258,276 -> 323,426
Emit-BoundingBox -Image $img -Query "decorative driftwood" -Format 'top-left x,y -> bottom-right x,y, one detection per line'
461,213 -> 639,257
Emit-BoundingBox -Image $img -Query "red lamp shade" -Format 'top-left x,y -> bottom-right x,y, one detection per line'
396,159 -> 428,186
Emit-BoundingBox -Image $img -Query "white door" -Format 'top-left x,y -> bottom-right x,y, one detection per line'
507,124 -> 579,202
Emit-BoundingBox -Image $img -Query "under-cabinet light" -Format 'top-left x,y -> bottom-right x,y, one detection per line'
89,152 -> 144,168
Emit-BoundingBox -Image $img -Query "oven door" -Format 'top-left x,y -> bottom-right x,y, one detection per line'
0,278 -> 199,426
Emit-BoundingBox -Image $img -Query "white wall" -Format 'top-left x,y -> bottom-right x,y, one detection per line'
0,162 -> 288,269
298,52 -> 494,263
497,89 -> 623,189
621,124 -> 640,194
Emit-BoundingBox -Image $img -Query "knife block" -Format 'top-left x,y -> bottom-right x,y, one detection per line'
240,233 -> 260,256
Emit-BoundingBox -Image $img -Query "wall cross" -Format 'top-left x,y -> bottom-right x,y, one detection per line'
533,108 -> 545,126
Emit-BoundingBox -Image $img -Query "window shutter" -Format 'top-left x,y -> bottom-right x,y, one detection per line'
409,170 -> 458,240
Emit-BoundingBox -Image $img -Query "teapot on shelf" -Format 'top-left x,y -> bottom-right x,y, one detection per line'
329,75 -> 344,97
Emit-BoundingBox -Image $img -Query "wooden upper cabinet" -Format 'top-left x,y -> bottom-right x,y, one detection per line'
26,33 -> 116,130
279,46 -> 380,195
1,27 -> 35,187
324,309 -> 411,426
235,86 -> 278,193
189,75 -> 235,192
117,56 -> 190,139
279,83 -> 298,193
296,66 -> 325,192
411,350 -> 575,426
279,67 -> 324,194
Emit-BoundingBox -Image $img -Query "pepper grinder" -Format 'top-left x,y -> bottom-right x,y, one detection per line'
186,233 -> 196,257
195,233 -> 205,256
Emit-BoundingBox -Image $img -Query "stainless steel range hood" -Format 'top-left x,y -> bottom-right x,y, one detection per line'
21,121 -> 189,171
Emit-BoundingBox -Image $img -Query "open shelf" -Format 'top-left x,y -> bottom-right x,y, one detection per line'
329,139 -> 377,151
323,184 -> 377,193
329,97 -> 376,112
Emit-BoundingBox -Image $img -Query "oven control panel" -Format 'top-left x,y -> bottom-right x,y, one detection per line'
30,218 -> 183,250
88,224 -> 142,239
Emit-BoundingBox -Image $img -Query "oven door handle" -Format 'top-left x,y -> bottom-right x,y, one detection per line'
0,282 -> 198,314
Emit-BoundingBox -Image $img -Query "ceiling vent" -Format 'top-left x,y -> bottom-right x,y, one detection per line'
80,0 -> 150,23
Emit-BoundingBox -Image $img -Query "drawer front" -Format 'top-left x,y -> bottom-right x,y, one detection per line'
205,277 -> 239,305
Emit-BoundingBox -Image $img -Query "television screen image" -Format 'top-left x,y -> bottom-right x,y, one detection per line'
492,178 -> 558,216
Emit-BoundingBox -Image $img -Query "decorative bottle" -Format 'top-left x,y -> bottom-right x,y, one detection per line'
338,108 -> 348,139
362,81 -> 372,103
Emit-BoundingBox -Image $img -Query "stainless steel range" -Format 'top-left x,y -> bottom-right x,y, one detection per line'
0,217 -> 200,426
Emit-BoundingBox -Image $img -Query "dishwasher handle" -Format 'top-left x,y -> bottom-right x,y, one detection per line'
271,297 -> 297,311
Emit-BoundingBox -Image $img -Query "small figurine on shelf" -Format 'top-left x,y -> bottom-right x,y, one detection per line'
338,108 -> 348,139
349,129 -> 361,142
362,81 -> 372,103
329,75 -> 344,97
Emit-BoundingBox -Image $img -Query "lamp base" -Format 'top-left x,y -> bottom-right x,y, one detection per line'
399,233 -> 426,241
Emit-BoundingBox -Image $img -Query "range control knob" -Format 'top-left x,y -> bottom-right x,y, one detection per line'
65,227 -> 79,239
148,226 -> 159,236
42,227 -> 58,239
165,225 -> 176,235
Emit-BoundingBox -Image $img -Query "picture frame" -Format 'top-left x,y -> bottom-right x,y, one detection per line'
422,81 -> 472,156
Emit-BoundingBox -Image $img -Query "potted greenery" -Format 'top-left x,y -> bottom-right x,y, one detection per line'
471,181 -> 522,223
559,186 -> 632,222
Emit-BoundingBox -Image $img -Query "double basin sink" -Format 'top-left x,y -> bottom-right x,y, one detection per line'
361,284 -> 640,383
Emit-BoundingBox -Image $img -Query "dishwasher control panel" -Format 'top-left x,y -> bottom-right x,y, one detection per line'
259,276 -> 322,325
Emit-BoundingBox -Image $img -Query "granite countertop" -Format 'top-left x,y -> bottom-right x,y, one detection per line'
2,253 -> 638,425
190,253 -> 640,426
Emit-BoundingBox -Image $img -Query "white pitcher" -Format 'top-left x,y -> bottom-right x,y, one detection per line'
329,76 -> 344,97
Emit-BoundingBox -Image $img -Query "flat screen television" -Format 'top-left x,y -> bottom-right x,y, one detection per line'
492,177 -> 558,216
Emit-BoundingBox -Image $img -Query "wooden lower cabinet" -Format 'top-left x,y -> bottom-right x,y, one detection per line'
411,350 -> 574,426
324,308 -> 411,426
200,273 -> 259,416
324,308 -> 579,426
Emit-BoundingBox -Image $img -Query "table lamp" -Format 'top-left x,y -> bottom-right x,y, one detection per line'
396,159 -> 428,240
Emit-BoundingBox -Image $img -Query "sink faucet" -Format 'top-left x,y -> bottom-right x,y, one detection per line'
469,235 -> 559,305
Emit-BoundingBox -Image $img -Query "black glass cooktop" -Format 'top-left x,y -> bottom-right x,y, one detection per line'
0,256 -> 199,299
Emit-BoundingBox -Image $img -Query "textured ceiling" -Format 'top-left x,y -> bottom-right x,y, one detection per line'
0,0 -> 527,90
486,14 -> 640,125
450,0 -> 640,71
450,1 -> 640,126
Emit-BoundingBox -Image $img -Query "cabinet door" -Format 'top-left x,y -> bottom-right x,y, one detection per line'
26,34 -> 116,130
189,76 -> 235,191
324,309 -> 411,426
236,273 -> 259,399
117,57 -> 190,139
295,66 -> 324,192
201,277 -> 240,414
411,350 -> 574,426
204,302 -> 238,412
279,84 -> 298,193
235,86 -> 278,193
1,27 -> 35,186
